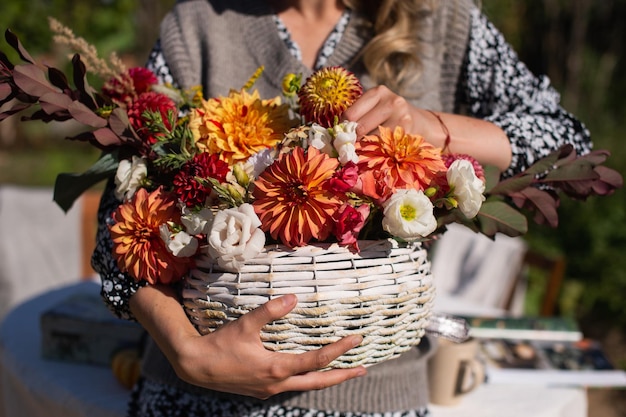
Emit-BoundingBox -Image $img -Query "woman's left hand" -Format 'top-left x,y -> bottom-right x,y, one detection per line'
341,85 -> 512,171
342,85 -> 437,143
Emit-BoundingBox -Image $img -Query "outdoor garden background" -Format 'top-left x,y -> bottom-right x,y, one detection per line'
1,0 -> 624,414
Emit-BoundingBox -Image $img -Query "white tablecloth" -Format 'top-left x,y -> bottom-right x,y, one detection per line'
0,283 -> 587,417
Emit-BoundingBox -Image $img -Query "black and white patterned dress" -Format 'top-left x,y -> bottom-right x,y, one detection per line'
92,7 -> 591,417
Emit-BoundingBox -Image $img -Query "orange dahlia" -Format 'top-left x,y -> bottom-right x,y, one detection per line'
252,147 -> 343,247
109,187 -> 192,284
188,89 -> 294,165
356,125 -> 447,192
298,66 -> 363,127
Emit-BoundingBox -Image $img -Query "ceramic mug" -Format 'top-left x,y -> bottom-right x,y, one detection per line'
427,337 -> 485,406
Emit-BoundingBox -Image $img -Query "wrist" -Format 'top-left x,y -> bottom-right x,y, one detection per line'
425,110 -> 451,153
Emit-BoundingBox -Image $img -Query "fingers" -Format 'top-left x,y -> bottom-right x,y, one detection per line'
288,334 -> 364,374
342,85 -> 418,137
279,365 -> 367,393
244,294 -> 298,330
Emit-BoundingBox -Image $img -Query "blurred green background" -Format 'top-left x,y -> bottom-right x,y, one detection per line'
1,1 -> 625,339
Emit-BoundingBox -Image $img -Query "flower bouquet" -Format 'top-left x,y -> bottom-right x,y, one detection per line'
1,21 -> 622,367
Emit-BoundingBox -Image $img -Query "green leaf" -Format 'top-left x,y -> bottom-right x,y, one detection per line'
543,162 -> 598,182
53,151 -> 119,212
488,174 -> 534,195
483,165 -> 501,191
477,200 -> 528,237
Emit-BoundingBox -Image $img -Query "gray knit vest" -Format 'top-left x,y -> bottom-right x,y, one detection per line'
143,0 -> 472,413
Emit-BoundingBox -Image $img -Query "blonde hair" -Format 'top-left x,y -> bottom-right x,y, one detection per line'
343,0 -> 435,94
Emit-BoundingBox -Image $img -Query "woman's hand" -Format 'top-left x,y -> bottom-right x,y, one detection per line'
131,285 -> 366,399
342,85 -> 436,143
342,85 -> 512,171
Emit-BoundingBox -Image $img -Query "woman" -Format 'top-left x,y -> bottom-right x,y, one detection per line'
93,0 -> 592,416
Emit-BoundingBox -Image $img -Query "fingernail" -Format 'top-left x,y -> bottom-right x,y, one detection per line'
282,294 -> 296,307
351,335 -> 363,347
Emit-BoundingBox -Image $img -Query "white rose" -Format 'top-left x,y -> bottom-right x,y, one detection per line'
181,206 -> 214,235
159,225 -> 199,257
114,156 -> 147,201
333,121 -> 359,165
447,159 -> 486,218
308,123 -> 334,156
207,203 -> 266,271
382,189 -> 437,240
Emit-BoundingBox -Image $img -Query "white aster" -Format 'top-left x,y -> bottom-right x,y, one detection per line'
382,189 -> 437,241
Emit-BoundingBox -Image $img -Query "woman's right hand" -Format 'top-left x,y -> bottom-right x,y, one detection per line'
130,285 -> 367,399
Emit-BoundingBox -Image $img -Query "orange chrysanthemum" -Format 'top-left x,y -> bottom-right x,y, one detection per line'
356,125 -> 447,191
298,66 -> 363,127
188,89 -> 294,165
109,187 -> 192,284
252,147 -> 344,247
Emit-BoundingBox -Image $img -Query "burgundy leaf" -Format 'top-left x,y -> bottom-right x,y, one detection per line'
0,83 -> 13,101
595,165 -> 624,189
71,55 -> 97,108
0,102 -> 30,121
517,188 -> 559,228
47,66 -> 71,91
92,127 -> 122,147
4,29 -> 35,64
108,107 -> 141,143
25,108 -> 72,123
67,100 -> 107,128
0,50 -> 15,70
576,149 -> 610,166
13,64 -> 60,97
39,91 -> 74,114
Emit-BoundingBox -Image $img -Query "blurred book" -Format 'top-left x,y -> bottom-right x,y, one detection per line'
461,315 -> 583,341
479,338 -> 626,387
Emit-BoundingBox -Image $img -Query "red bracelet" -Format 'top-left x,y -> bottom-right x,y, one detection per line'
427,110 -> 451,153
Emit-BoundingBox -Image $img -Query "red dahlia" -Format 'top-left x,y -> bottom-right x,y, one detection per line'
173,152 -> 230,208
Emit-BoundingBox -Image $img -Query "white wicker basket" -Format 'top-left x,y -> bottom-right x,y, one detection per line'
182,239 -> 434,368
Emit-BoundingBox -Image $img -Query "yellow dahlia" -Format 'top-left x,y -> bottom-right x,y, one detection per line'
188,88 -> 294,165
298,66 -> 363,127
252,147 -> 343,247
109,187 -> 192,284
356,125 -> 447,191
